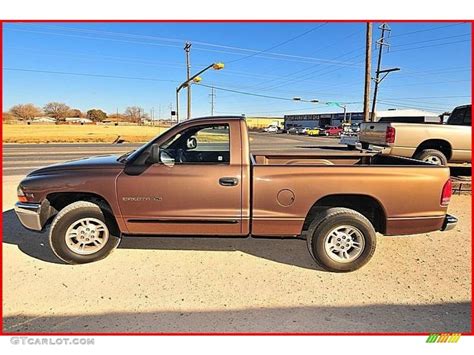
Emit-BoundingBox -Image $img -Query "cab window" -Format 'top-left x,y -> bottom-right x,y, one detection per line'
160,124 -> 230,164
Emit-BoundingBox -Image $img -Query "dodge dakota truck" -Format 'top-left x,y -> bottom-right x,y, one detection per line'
358,104 -> 472,165
15,116 -> 457,272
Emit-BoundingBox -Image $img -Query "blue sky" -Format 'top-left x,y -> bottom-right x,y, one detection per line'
3,22 -> 472,117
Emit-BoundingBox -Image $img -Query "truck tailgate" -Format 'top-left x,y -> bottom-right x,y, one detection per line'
359,122 -> 390,145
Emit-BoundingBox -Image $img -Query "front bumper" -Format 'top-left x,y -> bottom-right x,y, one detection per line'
14,200 -> 57,231
441,214 -> 458,232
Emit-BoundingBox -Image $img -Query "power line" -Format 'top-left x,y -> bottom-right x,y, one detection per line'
226,23 -> 328,64
391,33 -> 471,48
8,26 -> 360,67
390,39 -> 470,53
3,67 -> 178,83
389,22 -> 468,38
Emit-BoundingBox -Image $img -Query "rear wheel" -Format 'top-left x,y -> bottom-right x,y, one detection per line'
49,201 -> 121,264
414,149 -> 448,166
306,207 -> 377,272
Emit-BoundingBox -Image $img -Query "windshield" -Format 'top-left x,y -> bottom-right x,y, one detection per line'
123,124 -> 179,163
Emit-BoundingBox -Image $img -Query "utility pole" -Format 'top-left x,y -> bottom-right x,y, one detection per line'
363,22 -> 372,122
370,23 -> 391,121
209,86 -> 215,116
158,104 -> 162,126
184,42 -> 192,120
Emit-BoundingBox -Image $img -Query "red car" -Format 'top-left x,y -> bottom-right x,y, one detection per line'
324,126 -> 343,136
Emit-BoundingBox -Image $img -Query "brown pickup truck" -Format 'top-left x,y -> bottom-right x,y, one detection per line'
15,116 -> 457,272
358,104 -> 472,165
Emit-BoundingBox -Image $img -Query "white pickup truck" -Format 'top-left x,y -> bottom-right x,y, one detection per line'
358,104 -> 471,165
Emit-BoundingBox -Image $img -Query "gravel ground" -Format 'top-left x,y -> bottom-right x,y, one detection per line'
3,186 -> 471,333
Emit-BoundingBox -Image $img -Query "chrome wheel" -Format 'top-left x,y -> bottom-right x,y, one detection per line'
324,225 -> 365,263
423,155 -> 442,165
64,218 -> 109,255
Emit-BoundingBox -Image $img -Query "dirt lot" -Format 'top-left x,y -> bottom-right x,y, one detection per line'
2,175 -> 471,332
2,124 -> 169,143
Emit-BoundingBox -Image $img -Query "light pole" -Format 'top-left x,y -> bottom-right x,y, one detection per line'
176,62 -> 224,123
184,42 -> 192,119
327,102 -> 348,123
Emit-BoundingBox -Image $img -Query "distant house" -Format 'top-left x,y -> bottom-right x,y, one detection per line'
32,117 -> 57,123
65,117 -> 93,124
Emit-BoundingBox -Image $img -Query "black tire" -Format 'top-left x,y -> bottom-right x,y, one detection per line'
413,149 -> 448,166
306,207 -> 376,272
49,201 -> 121,264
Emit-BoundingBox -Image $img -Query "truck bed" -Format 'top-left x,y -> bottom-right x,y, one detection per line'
250,151 -> 449,237
252,151 -> 433,166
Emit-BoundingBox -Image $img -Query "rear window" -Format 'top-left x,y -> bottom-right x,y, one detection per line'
448,107 -> 468,126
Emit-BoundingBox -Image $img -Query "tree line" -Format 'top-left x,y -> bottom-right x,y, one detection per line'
5,102 -> 149,124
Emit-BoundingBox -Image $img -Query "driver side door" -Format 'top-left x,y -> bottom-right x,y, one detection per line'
116,122 -> 243,236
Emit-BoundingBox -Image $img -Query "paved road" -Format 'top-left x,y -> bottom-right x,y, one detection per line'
3,133 -> 343,177
2,133 -> 471,333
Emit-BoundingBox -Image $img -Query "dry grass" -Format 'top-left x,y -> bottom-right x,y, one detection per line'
2,124 -> 169,143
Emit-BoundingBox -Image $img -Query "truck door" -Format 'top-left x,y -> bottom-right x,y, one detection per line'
116,122 -> 243,235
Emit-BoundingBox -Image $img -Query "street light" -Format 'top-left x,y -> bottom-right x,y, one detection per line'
176,62 -> 224,122
293,97 -> 318,103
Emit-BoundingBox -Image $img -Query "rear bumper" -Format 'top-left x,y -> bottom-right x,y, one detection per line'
441,214 -> 458,232
14,200 -> 57,231
364,144 -> 416,158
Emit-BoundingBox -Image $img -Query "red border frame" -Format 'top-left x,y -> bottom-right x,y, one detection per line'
0,19 -> 472,337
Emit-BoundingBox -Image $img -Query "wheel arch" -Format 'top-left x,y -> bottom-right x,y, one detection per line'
46,192 -> 121,236
414,139 -> 452,160
303,194 -> 387,234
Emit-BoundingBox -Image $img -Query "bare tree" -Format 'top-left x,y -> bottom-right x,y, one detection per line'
68,109 -> 84,118
9,103 -> 42,120
43,102 -> 71,121
124,106 -> 147,124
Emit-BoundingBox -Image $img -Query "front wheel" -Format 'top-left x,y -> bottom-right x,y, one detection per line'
49,201 -> 121,264
306,207 -> 377,272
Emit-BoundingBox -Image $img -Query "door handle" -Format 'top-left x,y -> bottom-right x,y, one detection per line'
219,177 -> 239,186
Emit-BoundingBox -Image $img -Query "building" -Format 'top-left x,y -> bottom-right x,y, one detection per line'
244,117 -> 284,129
32,116 -> 57,123
65,117 -> 93,124
284,112 -> 363,129
284,108 -> 441,129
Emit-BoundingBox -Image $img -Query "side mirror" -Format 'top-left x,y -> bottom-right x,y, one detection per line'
160,150 -> 175,167
186,136 -> 197,150
150,144 -> 160,164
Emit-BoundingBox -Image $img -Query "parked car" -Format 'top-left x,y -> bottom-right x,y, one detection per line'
324,126 -> 343,136
358,104 -> 472,165
306,127 -> 322,136
287,127 -> 299,135
296,127 -> 310,135
15,116 -> 456,272
264,125 -> 280,133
